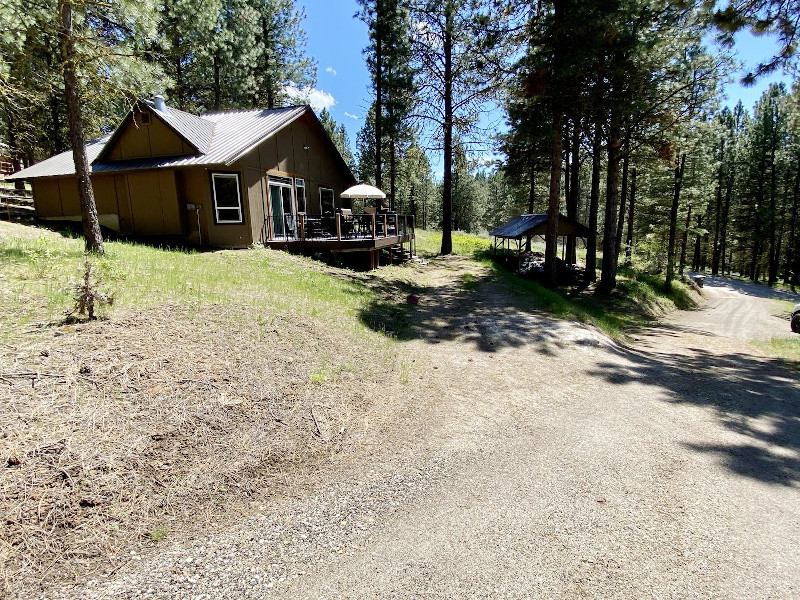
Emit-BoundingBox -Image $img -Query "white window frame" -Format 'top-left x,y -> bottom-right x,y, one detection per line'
295,178 -> 306,214
268,177 -> 296,239
211,172 -> 243,224
319,187 -> 335,214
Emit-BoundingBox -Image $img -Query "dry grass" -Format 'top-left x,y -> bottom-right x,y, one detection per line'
0,223 -> 407,597
1,303 -> 399,594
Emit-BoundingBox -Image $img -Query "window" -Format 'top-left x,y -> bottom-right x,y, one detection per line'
140,112 -> 151,125
320,187 -> 334,215
211,172 -> 243,223
295,179 -> 306,214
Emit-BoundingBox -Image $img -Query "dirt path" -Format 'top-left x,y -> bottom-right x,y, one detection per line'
55,260 -> 800,600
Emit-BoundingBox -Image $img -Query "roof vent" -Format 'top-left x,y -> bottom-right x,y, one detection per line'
153,95 -> 167,113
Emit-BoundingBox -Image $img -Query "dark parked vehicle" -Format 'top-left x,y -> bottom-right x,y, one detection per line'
792,303 -> 800,333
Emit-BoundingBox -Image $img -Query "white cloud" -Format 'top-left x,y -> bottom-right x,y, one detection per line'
326,66 -> 337,76
283,85 -> 336,112
344,112 -> 360,120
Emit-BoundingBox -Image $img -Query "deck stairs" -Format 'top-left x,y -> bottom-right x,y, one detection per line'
386,243 -> 425,265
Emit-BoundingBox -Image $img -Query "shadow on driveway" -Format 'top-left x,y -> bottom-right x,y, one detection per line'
588,343 -> 800,487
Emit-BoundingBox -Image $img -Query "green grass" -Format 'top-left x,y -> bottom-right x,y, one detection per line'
755,337 -> 800,368
0,222 -> 697,346
414,229 -> 492,258
0,223 -> 373,343
147,524 -> 169,543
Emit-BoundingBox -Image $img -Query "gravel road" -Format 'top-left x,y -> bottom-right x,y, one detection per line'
44,265 -> 800,600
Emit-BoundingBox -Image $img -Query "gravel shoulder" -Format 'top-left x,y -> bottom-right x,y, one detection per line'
41,263 -> 800,600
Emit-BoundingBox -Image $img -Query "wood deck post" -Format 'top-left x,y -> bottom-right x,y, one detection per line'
383,214 -> 387,238
336,213 -> 341,241
300,214 -> 305,241
372,214 -> 376,240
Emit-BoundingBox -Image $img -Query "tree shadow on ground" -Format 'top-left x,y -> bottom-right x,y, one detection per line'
588,342 -> 800,487
356,257 -> 799,486
355,257 -> 602,354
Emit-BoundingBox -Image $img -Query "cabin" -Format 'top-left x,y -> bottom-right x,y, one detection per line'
7,96 -> 415,261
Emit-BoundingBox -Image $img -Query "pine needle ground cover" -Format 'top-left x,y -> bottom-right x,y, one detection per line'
0,222 -> 405,595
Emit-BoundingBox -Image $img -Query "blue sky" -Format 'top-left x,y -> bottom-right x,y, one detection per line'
297,0 -> 793,175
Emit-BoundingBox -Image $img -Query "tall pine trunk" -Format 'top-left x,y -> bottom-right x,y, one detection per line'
679,204 -> 691,274
711,139 -> 724,275
545,109 -> 563,287
665,153 -> 686,292
720,171 -> 732,276
784,154 -> 800,284
598,114 -> 621,294
625,167 -> 636,265
585,123 -> 601,283
374,1 -> 383,190
614,130 -> 630,259
526,164 -> 535,252
767,127 -> 779,285
440,1 -> 453,255
59,0 -> 104,255
566,120 -> 579,264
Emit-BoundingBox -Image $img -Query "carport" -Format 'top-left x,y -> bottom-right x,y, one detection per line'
489,213 -> 592,271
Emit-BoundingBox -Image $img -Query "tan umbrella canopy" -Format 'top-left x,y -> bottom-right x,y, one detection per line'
340,182 -> 387,199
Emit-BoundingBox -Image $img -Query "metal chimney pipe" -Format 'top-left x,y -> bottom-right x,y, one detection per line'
154,95 -> 167,113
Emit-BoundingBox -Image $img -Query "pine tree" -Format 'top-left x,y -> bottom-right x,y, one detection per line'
358,0 -> 415,209
410,0 -> 513,254
250,0 -> 316,109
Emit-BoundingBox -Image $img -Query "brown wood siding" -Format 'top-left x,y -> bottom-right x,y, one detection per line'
106,111 -> 194,161
126,170 -> 182,235
177,169 -> 210,244
92,176 -> 118,215
31,179 -> 62,217
203,167 -> 252,248
114,175 -> 133,233
235,112 -> 355,240
245,166 -> 268,244
57,178 -> 80,215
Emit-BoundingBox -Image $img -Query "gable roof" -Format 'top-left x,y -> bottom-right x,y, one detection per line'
8,104 -> 314,180
93,100 -> 216,163
490,214 -> 592,239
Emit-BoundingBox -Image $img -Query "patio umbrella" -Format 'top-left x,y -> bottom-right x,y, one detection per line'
340,183 -> 386,200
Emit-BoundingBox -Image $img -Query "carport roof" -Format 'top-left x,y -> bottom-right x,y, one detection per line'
490,214 -> 591,239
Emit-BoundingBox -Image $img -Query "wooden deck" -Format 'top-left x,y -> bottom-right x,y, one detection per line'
263,212 -> 417,267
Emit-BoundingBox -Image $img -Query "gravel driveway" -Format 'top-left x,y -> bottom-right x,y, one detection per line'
49,264 -> 800,600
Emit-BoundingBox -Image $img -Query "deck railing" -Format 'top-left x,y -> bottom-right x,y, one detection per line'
272,212 -> 415,242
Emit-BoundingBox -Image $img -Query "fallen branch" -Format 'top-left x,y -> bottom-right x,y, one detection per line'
310,405 -> 325,441
1,372 -> 65,378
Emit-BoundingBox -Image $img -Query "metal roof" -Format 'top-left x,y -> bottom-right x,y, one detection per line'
490,214 -> 591,239
145,101 -> 215,153
8,105 -> 309,180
